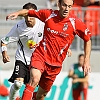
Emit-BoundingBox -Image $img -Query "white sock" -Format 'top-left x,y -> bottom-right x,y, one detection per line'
9,84 -> 19,100
9,80 -> 23,100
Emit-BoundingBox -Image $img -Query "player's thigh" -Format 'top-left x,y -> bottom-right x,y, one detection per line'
29,68 -> 42,87
30,68 -> 42,79
29,53 -> 45,85
39,64 -> 62,92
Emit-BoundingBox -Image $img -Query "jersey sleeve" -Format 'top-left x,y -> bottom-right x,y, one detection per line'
69,64 -> 74,71
75,18 -> 91,42
28,9 -> 51,22
1,24 -> 19,44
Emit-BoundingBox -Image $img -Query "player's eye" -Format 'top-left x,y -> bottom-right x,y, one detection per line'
62,4 -> 72,8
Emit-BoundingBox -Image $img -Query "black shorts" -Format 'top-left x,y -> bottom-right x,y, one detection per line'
8,60 -> 30,84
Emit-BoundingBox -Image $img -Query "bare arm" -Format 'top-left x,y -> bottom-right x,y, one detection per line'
72,75 -> 89,83
68,70 -> 74,78
83,40 -> 91,76
68,70 -> 79,79
1,41 -> 10,63
6,9 -> 29,20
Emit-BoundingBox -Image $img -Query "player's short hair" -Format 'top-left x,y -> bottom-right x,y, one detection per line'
58,0 -> 74,4
23,2 -> 37,10
78,54 -> 84,58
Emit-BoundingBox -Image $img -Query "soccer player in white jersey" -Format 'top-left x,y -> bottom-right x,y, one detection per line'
1,2 -> 45,100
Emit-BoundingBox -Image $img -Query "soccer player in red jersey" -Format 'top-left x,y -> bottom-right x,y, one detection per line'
6,0 -> 92,100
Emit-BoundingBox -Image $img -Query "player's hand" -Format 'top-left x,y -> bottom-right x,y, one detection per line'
2,52 -> 10,63
82,59 -> 91,76
67,49 -> 72,57
72,79 -> 78,83
6,12 -> 18,20
3,55 -> 10,63
73,74 -> 78,79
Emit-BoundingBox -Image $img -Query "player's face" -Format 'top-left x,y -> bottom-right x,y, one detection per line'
24,8 -> 35,27
78,56 -> 84,66
25,16 -> 35,27
58,0 -> 73,18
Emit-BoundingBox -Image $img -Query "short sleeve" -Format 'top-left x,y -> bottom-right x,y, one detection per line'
75,18 -> 91,42
1,24 -> 19,44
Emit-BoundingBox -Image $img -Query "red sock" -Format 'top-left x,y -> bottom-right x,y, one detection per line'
32,92 -> 37,100
22,84 -> 34,100
83,88 -> 88,100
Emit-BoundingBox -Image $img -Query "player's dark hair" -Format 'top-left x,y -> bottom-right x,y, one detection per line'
23,2 -> 37,10
58,0 -> 74,4
78,54 -> 84,58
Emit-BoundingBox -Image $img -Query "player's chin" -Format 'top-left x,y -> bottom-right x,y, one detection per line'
27,22 -> 33,26
62,13 -> 68,18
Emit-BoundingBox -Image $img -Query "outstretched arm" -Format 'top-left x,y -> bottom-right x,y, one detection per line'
83,40 -> 91,76
6,9 -> 29,20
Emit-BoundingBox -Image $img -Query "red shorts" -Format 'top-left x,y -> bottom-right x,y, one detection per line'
31,52 -> 62,92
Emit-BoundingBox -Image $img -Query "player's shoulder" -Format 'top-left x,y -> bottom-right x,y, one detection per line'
74,63 -> 79,67
16,19 -> 25,27
69,13 -> 77,18
35,18 -> 45,25
69,14 -> 82,21
16,19 -> 27,33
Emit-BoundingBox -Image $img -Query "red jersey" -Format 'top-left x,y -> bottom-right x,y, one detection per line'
28,9 -> 91,66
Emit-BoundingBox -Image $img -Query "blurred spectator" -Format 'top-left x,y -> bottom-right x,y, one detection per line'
88,0 -> 100,6
84,5 -> 100,36
73,0 -> 100,7
0,76 -> 9,97
46,0 -> 58,9
68,54 -> 89,100
74,0 -> 88,6
83,0 -> 100,6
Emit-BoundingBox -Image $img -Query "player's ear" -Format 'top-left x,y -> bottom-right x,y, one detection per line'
57,0 -> 61,8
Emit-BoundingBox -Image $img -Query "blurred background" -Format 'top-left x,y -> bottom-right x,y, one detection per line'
0,0 -> 100,100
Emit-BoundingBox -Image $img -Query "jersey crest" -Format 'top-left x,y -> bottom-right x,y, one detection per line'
5,37 -> 9,41
63,23 -> 68,31
38,32 -> 42,37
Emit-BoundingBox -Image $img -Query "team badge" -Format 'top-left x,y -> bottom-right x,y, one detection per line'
63,23 -> 68,31
26,40 -> 36,49
5,37 -> 9,41
38,32 -> 42,37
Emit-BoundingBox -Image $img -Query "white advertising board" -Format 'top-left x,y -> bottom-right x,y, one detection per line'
0,70 -> 100,100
